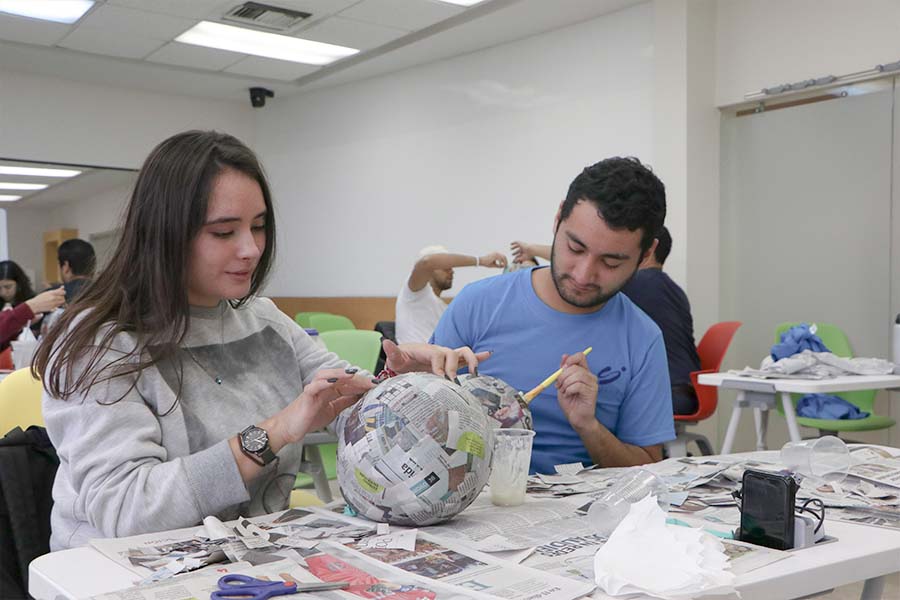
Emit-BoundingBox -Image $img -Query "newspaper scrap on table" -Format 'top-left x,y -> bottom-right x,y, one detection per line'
424,495 -> 600,552
346,530 -> 595,600
90,507 -> 375,580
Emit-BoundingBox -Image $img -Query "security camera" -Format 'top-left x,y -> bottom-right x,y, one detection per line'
249,87 -> 274,108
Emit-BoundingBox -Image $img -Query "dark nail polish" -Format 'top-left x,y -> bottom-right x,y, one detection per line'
372,378 -> 381,385
327,377 -> 338,383
345,367 -> 359,374
453,377 -> 461,385
473,367 -> 480,377
443,374 -> 451,381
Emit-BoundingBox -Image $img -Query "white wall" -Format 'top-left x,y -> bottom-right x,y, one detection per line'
0,68 -> 254,168
256,3 -> 655,297
716,0 -> 900,106
0,68 -> 253,284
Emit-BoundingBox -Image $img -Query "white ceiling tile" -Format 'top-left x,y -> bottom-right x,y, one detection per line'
106,0 -> 234,20
58,27 -> 165,60
224,56 -> 319,81
145,41 -> 245,71
0,13 -> 71,46
339,0 -> 462,31
297,16 -> 407,50
78,4 -> 195,40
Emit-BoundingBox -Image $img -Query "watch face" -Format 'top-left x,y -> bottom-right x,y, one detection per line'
242,427 -> 268,453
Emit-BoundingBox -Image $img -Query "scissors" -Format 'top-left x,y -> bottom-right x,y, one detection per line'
211,574 -> 349,600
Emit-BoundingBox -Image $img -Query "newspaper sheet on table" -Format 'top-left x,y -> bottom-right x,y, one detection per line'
89,508 -> 375,579
846,457 -> 900,489
345,529 -> 595,600
424,496 -> 596,552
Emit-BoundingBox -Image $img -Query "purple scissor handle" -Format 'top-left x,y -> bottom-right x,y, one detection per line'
211,574 -> 298,600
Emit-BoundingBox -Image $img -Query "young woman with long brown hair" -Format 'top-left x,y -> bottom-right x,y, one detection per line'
35,131 -> 485,550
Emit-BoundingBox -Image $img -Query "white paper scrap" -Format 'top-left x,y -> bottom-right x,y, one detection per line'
593,495 -> 736,600
202,515 -> 232,540
555,462 -> 586,475
357,529 -> 417,552
377,523 -> 391,535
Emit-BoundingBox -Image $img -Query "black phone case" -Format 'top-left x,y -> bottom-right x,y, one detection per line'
739,469 -> 797,550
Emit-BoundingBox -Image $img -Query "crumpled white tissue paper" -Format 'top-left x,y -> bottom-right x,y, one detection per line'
593,495 -> 736,599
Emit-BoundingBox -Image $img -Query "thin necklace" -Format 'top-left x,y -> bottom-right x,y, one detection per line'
184,304 -> 227,385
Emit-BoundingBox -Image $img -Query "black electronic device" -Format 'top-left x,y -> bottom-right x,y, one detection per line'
737,469 -> 798,550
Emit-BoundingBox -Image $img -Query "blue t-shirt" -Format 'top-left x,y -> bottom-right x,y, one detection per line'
431,267 -> 675,474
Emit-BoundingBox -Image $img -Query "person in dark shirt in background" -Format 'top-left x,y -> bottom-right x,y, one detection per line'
621,226 -> 701,415
57,238 -> 96,301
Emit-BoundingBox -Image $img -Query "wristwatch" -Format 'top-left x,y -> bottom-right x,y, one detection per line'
238,425 -> 277,466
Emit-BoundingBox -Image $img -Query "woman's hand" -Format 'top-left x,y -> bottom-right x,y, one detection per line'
275,368 -> 376,446
26,287 -> 66,315
383,340 -> 490,379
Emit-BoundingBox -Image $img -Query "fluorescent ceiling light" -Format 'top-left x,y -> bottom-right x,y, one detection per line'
176,21 -> 358,66
0,182 -> 48,190
438,0 -> 488,6
0,166 -> 81,178
0,0 -> 94,24
0,195 -> 22,202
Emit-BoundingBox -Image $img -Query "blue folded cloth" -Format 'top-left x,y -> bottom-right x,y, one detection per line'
771,323 -> 830,361
796,394 -> 869,420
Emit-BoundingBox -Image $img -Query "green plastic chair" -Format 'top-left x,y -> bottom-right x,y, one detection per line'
774,322 -> 896,436
295,329 -> 382,493
294,311 -> 330,328
320,329 -> 383,374
308,313 -> 356,332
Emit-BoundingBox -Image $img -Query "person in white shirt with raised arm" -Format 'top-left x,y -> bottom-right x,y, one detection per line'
396,245 -> 507,345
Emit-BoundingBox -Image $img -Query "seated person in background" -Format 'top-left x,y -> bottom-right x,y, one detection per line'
0,287 -> 65,350
36,130 -> 487,550
0,259 -> 58,342
57,238 -> 96,301
621,226 -> 701,415
432,157 -> 675,474
395,245 -> 507,344
0,260 -> 36,311
39,239 -> 98,336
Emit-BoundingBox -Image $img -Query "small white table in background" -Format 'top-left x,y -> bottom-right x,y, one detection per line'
698,373 -> 900,454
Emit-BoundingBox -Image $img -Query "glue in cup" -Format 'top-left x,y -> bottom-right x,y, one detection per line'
587,469 -> 669,537
489,429 -> 535,506
780,435 -> 849,485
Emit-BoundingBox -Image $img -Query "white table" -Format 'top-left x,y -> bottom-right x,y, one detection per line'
698,373 -> 900,454
29,490 -> 900,599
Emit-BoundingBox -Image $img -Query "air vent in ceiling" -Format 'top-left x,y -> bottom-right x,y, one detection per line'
223,2 -> 311,31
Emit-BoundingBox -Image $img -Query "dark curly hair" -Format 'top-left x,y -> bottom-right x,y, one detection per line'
558,156 -> 666,252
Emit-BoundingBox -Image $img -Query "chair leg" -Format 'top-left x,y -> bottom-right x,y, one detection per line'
299,445 -> 333,503
665,436 -> 688,458
694,437 -> 714,456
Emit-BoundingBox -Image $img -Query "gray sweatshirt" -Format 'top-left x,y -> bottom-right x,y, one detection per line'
43,297 -> 348,550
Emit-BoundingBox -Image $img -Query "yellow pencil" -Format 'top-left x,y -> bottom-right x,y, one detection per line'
522,347 -> 593,404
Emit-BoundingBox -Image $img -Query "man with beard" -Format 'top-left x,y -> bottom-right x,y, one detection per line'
395,245 -> 507,344
431,157 -> 674,473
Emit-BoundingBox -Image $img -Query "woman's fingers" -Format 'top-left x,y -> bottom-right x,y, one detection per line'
454,346 -> 480,375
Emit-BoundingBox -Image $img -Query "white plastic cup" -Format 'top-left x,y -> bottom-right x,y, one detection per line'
489,429 -> 535,506
780,435 -> 849,484
587,469 -> 668,537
